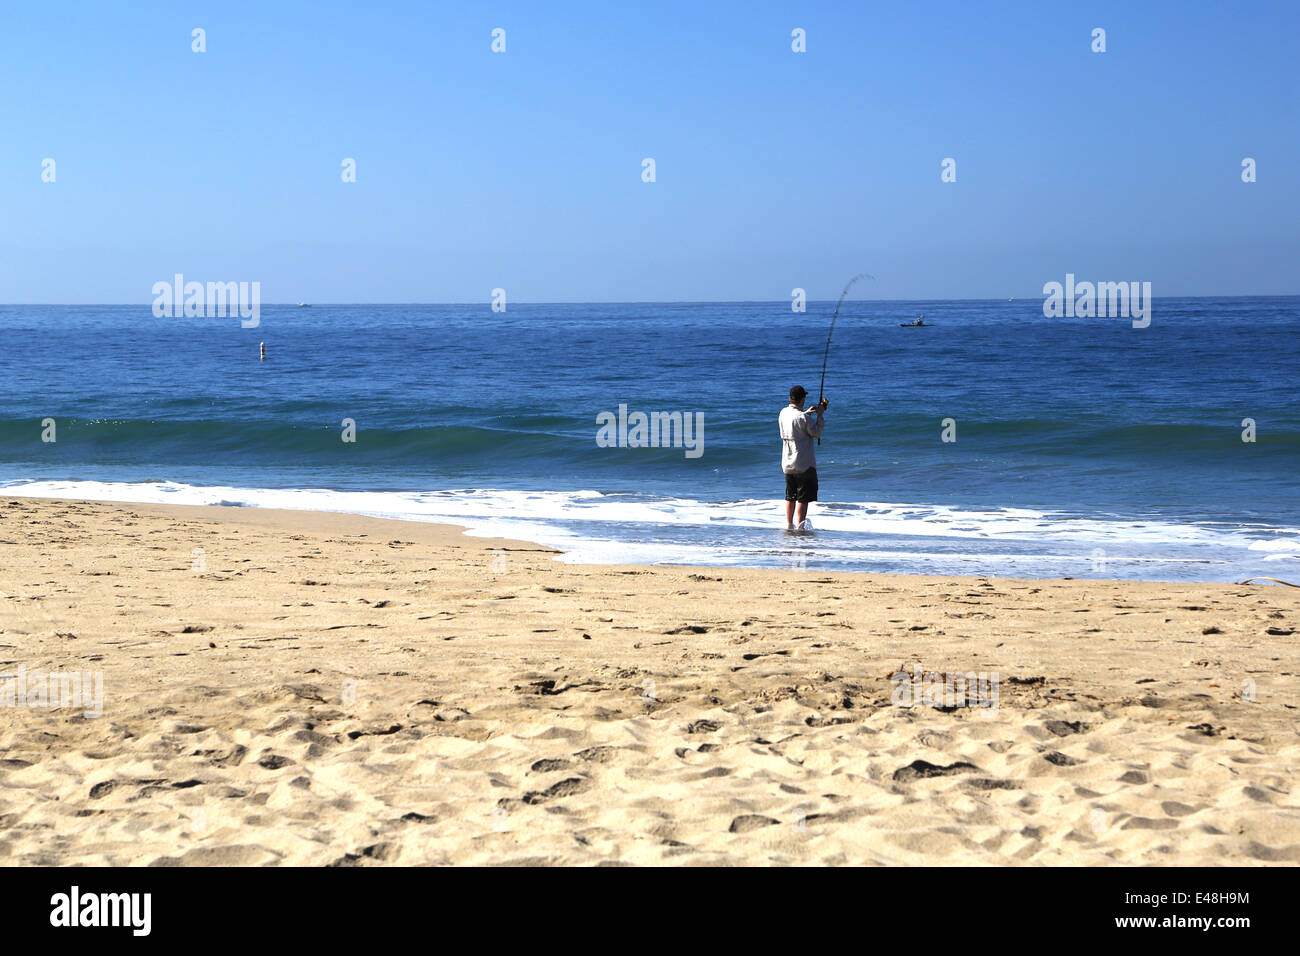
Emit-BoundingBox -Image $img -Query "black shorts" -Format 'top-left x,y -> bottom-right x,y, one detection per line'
784,467 -> 818,503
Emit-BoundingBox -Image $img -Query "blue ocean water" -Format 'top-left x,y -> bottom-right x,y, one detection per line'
0,299 -> 1296,581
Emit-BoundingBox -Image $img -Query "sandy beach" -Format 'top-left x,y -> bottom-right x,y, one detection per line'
0,495 -> 1297,866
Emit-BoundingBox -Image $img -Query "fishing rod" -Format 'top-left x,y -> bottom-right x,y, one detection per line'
816,272 -> 873,443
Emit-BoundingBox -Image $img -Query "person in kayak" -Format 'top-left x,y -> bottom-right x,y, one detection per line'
779,385 -> 826,530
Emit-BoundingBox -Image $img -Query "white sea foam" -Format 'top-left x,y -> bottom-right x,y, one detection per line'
1248,538 -> 1300,552
2,479 -> 1292,581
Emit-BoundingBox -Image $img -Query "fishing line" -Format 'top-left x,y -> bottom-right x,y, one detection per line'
816,272 -> 873,444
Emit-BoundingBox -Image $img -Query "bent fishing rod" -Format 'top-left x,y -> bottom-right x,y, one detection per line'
816,272 -> 873,443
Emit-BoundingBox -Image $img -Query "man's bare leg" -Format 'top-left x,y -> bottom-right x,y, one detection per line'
785,500 -> 796,530
796,502 -> 808,527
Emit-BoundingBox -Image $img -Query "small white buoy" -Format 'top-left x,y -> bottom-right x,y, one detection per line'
259,341 -> 265,361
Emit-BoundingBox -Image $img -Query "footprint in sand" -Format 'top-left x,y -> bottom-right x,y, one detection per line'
529,758 -> 571,773
729,814 -> 779,833
893,760 -> 979,782
1044,720 -> 1088,737
1044,751 -> 1084,766
505,777 -> 591,807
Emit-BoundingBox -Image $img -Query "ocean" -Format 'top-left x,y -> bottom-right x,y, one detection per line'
1,298 -> 1296,582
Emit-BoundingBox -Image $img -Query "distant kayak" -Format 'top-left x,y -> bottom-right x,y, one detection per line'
900,322 -> 931,327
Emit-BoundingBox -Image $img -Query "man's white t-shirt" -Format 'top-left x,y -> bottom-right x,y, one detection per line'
779,404 -> 824,475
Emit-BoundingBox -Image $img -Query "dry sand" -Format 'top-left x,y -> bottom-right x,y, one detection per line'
1,495 -> 1297,865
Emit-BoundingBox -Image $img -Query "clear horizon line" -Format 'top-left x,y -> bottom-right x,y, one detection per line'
4,293 -> 1298,308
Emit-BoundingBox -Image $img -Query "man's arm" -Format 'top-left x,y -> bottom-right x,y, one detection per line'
803,404 -> 825,439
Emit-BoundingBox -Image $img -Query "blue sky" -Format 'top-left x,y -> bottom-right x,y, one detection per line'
2,0 -> 1296,302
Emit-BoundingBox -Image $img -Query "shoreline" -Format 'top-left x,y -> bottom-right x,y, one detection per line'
1,495 -> 1297,864
6,490 -> 1295,586
104,499 -> 567,559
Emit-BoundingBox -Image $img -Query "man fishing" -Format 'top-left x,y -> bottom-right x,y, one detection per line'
784,270 -> 867,531
780,385 -> 827,530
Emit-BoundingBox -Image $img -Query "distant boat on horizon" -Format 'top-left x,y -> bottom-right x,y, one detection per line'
297,302 -> 312,308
